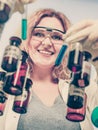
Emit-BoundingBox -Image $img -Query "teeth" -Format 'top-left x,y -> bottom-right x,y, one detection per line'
38,50 -> 53,55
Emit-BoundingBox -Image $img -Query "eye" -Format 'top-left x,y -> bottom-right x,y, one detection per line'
51,35 -> 63,41
32,31 -> 45,38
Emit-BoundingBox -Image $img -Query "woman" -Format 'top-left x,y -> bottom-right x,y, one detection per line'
0,8 -> 98,130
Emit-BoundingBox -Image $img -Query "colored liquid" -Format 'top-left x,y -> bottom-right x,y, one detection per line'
66,94 -> 87,122
67,95 -> 83,109
0,102 -> 6,116
1,57 -> 18,72
67,50 -> 83,72
3,70 -> 27,96
73,72 -> 90,87
0,3 -> 10,23
13,78 -> 32,114
91,106 -> 98,128
66,110 -> 85,122
1,43 -> 21,72
67,84 -> 84,109
0,91 -> 7,103
13,90 -> 30,114
22,19 -> 27,40
55,45 -> 67,66
81,73 -> 90,87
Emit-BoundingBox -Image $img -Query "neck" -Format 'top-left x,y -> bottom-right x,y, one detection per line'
31,64 -> 53,82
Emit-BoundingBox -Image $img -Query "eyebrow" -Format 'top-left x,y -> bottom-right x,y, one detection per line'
34,26 -> 66,34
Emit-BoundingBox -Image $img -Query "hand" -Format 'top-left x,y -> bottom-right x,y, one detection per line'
13,0 -> 37,14
65,20 -> 98,47
64,20 -> 98,75
18,0 -> 37,4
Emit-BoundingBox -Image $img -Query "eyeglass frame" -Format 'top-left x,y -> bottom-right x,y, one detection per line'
31,26 -> 66,45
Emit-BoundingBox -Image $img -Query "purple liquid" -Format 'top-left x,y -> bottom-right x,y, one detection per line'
1,57 -> 18,72
67,95 -> 83,109
13,90 -> 30,114
3,62 -> 28,95
12,78 -> 32,114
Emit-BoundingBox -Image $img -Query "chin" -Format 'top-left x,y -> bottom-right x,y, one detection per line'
36,62 -> 54,69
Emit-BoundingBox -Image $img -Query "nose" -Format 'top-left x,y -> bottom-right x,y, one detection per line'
41,37 -> 52,48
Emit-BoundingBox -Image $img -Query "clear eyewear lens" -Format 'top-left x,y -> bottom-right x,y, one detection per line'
31,27 -> 65,45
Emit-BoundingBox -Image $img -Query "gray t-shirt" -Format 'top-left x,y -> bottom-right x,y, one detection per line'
17,92 -> 81,130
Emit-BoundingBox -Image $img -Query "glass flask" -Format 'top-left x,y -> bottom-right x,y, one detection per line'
66,93 -> 87,122
13,78 -> 33,114
0,71 -> 7,103
3,51 -> 29,96
0,2 -> 11,23
0,70 -> 8,116
1,36 -> 22,72
67,42 -> 83,72
0,101 -> 7,116
72,51 -> 92,88
67,79 -> 85,109
80,51 -> 92,87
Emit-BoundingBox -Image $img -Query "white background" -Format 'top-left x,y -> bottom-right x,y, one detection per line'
0,0 -> 98,129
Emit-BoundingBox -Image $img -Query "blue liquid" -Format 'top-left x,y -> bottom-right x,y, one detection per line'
22,19 -> 27,40
55,44 -> 67,66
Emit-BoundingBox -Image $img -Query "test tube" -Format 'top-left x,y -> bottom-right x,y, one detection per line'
55,44 -> 68,66
21,4 -> 27,40
67,42 -> 83,72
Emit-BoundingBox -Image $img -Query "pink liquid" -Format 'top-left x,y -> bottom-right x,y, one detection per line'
0,102 -> 6,116
66,94 -> 87,122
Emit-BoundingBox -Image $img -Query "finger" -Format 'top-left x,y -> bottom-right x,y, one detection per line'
65,20 -> 95,38
65,27 -> 91,43
91,41 -> 98,49
83,32 -> 98,47
88,31 -> 98,43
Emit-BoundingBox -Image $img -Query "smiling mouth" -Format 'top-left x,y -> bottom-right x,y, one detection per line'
37,50 -> 54,55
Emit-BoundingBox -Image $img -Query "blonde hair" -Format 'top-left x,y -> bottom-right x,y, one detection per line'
21,8 -> 71,82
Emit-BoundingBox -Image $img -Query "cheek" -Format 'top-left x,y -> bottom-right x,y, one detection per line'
28,38 -> 39,51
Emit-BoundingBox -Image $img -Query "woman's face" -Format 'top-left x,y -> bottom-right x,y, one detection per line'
28,17 -> 65,68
